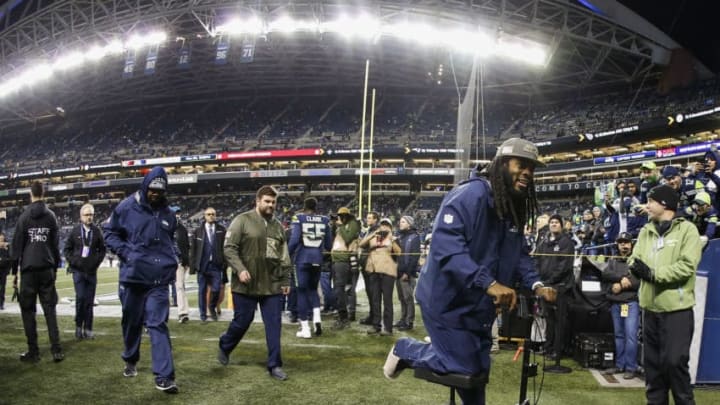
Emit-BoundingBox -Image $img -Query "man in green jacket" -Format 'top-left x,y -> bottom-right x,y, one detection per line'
331,207 -> 361,329
217,185 -> 293,381
629,184 -> 701,405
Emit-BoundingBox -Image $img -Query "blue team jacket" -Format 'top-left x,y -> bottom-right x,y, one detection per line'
103,166 -> 178,285
288,212 -> 333,265
415,172 -> 540,331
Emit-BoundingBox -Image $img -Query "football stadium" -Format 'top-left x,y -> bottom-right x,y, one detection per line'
1,0 -> 719,404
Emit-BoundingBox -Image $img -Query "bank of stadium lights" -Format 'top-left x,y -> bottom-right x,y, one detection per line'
0,33 -> 163,99
212,16 -> 547,66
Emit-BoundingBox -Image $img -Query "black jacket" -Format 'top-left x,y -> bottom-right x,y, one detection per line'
175,222 -> 190,267
190,222 -> 227,274
11,201 -> 61,274
0,242 -> 14,272
535,232 -> 575,293
63,223 -> 106,274
600,258 -> 639,303
396,229 -> 421,277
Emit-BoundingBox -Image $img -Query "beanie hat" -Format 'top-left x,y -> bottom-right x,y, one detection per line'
647,184 -> 679,211
401,215 -> 415,228
549,214 -> 564,227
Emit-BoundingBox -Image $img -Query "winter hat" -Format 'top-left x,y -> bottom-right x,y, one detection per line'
549,214 -> 564,227
401,215 -> 415,228
647,184 -> 679,211
148,177 -> 167,191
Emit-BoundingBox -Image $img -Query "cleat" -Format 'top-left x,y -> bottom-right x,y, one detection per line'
155,378 -> 178,394
123,362 -> 138,377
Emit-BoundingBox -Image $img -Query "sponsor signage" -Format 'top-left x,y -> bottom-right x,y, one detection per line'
593,151 -> 655,165
168,174 -> 198,184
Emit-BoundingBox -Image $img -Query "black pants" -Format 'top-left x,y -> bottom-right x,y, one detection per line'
544,290 -> 570,356
367,272 -> 395,332
0,266 -> 10,308
643,309 -> 695,405
332,262 -> 351,320
19,268 -> 61,354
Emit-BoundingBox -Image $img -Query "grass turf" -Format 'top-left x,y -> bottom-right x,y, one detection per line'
0,269 -> 717,404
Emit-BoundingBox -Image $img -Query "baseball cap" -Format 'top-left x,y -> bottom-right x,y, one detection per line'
495,138 -> 546,167
147,177 -> 167,191
337,207 -> 351,215
640,161 -> 656,170
661,165 -> 680,179
170,205 -> 182,213
379,218 -> 393,227
616,232 -> 633,243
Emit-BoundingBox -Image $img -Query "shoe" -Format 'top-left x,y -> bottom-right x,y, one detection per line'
155,378 -> 178,394
604,367 -> 623,375
289,314 -> 298,324
398,323 -> 413,331
75,327 -> 83,340
84,330 -> 95,340
367,327 -> 381,335
623,371 -> 636,380
216,307 -> 222,316
332,319 -> 349,330
217,342 -> 229,366
179,315 -> 189,323
296,329 -> 312,339
19,352 -> 40,363
123,362 -> 138,377
359,317 -> 373,325
314,322 -> 322,336
52,351 -> 65,362
383,346 -> 408,379
393,321 -> 406,328
269,367 -> 288,381
210,313 -> 218,321
379,330 -> 393,336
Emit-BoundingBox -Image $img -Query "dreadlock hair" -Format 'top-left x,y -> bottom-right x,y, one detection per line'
481,157 -> 539,231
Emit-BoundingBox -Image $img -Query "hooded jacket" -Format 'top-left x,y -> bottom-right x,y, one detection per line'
415,171 -> 541,331
704,150 -> 720,211
102,167 -> 178,285
11,201 -> 61,273
630,217 -> 701,312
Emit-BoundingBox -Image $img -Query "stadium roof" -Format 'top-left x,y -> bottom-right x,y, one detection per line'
0,0 -> 713,128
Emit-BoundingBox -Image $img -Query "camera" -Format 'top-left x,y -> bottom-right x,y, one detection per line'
377,230 -> 389,238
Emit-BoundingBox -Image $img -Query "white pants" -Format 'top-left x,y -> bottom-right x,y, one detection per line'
175,265 -> 189,317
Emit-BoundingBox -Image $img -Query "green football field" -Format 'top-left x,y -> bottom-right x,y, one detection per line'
0,268 -> 718,404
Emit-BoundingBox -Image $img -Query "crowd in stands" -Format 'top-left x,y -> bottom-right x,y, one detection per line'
2,78 -> 720,180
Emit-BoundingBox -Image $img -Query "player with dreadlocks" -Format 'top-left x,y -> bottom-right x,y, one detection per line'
383,138 -> 557,405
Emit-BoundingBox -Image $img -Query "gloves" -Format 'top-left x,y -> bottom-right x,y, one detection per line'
630,258 -> 654,282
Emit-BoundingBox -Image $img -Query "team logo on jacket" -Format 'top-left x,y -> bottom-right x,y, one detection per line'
443,214 -> 454,224
162,220 -> 169,227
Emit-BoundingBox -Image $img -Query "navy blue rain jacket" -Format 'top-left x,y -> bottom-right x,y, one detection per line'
415,172 -> 541,331
103,167 -> 178,285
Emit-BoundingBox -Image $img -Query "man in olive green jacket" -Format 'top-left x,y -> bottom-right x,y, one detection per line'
330,207 -> 361,328
217,186 -> 292,381
629,184 -> 701,405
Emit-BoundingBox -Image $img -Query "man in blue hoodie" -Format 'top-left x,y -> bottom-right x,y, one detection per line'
103,167 -> 179,394
383,138 -> 557,405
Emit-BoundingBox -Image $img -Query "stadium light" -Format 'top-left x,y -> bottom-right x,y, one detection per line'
127,31 -> 168,49
53,52 -> 86,71
217,17 -> 265,36
322,14 -> 380,39
268,16 -> 319,33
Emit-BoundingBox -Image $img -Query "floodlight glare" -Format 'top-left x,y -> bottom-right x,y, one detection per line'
218,17 -> 264,35
85,45 -> 109,61
323,14 -> 380,38
53,52 -> 85,71
268,16 -> 298,33
17,64 -> 53,87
